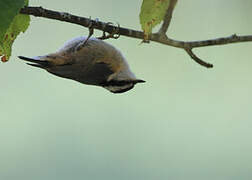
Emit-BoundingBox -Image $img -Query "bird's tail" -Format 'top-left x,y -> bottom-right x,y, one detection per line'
18,56 -> 50,69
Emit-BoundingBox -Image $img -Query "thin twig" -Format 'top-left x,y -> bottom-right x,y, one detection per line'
185,48 -> 213,68
20,6 -> 252,68
158,0 -> 178,35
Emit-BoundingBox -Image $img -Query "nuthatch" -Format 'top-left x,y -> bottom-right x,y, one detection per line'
19,36 -> 145,93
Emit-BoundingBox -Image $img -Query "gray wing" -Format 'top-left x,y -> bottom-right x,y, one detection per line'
47,62 -> 114,86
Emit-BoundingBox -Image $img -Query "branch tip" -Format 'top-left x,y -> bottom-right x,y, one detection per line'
185,48 -> 213,68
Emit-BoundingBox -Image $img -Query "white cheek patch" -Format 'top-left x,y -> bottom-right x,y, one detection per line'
103,83 -> 134,93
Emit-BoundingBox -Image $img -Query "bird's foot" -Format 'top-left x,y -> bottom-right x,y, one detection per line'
97,22 -> 120,40
80,17 -> 99,46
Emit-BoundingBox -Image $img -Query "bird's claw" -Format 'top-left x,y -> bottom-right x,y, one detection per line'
98,22 -> 120,40
81,17 -> 99,46
79,20 -> 120,50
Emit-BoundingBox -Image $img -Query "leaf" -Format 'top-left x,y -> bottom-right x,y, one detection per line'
139,0 -> 177,41
0,0 -> 30,62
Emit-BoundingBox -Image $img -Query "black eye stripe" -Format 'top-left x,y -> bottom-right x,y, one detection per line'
100,79 -> 145,86
100,80 -> 133,86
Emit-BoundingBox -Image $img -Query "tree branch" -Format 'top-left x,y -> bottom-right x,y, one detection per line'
20,6 -> 252,68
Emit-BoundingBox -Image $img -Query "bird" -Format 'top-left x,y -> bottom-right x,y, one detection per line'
19,36 -> 145,93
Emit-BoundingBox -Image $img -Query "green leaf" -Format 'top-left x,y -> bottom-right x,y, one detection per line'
0,0 -> 30,62
139,0 -> 177,40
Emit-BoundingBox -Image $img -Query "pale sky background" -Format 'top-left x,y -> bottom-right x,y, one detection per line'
1,0 -> 252,180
